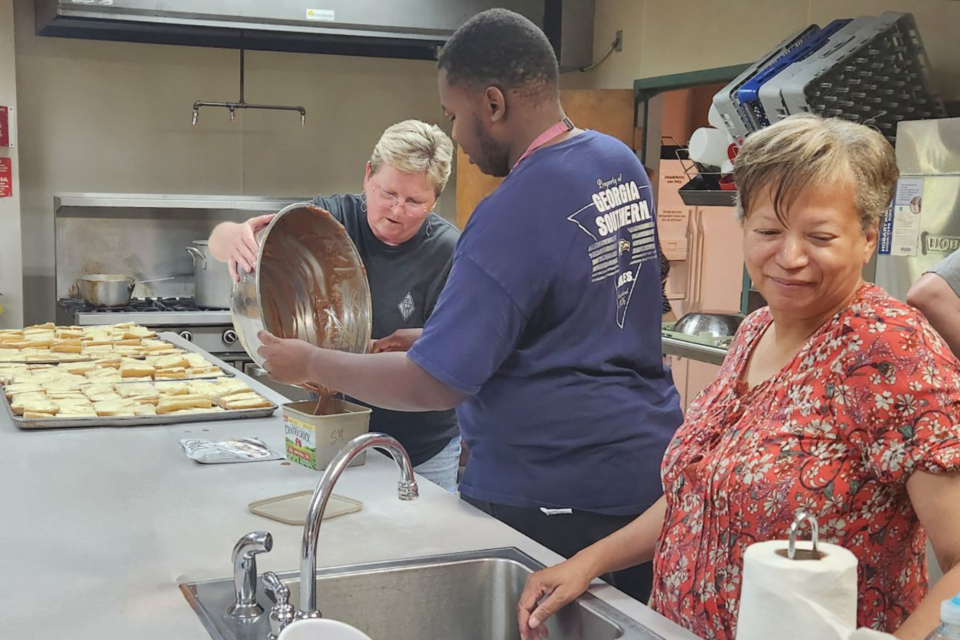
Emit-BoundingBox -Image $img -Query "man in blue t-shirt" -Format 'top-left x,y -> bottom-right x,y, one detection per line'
257,9 -> 682,603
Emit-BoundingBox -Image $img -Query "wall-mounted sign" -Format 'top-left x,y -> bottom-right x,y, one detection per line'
0,158 -> 12,198
0,107 -> 9,148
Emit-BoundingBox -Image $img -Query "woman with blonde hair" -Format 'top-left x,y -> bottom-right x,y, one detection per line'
516,114 -> 960,640
209,119 -> 463,491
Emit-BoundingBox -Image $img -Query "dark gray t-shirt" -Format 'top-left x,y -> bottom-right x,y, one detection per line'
930,249 -> 960,297
312,193 -> 460,466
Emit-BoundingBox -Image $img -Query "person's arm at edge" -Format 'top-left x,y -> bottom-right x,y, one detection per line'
517,497 -> 667,639
907,273 -> 960,357
307,348 -> 465,412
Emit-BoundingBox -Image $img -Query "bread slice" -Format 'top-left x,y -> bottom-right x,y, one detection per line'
133,404 -> 157,416
115,383 -> 155,398
154,354 -> 189,370
83,383 -> 115,397
188,366 -> 224,378
4,382 -> 44,398
94,400 -> 137,417
57,405 -> 98,417
87,392 -> 123,404
156,396 -> 213,414
207,379 -> 251,401
22,411 -> 58,419
18,398 -> 60,415
216,391 -> 259,407
94,356 -> 123,369
223,395 -> 272,411
184,353 -> 209,368
156,383 -> 189,396
41,380 -> 85,394
26,322 -> 55,331
124,327 -> 157,340
59,361 -> 97,375
10,393 -> 48,414
155,367 -> 187,380
120,363 -> 155,379
141,339 -> 172,352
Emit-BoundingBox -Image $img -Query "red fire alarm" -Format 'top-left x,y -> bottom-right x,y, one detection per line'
0,107 -> 9,148
0,158 -> 12,198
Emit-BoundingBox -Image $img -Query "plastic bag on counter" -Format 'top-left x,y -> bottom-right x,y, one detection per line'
180,437 -> 282,464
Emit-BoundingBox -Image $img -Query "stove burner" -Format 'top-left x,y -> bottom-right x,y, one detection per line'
58,297 -> 228,313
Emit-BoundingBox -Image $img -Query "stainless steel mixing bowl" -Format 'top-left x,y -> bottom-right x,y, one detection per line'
231,202 -> 372,368
671,312 -> 744,338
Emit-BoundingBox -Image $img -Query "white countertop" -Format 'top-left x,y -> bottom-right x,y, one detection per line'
3,334 -> 699,640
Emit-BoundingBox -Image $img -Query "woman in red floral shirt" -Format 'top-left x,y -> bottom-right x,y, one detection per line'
517,114 -> 960,640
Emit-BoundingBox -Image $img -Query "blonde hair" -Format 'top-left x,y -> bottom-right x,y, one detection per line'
733,114 -> 899,229
369,120 -> 454,197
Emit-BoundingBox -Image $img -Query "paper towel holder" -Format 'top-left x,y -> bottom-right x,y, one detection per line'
777,511 -> 824,562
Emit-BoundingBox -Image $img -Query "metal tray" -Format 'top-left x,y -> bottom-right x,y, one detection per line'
3,392 -> 278,430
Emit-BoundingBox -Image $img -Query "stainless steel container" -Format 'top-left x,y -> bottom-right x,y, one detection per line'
186,240 -> 232,309
672,312 -> 744,338
76,274 -> 136,307
231,203 -> 372,368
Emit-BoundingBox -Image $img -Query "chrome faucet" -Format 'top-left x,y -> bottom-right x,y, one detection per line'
297,432 -> 418,619
227,531 -> 273,619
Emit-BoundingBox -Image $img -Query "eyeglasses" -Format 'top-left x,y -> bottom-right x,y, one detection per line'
370,184 -> 435,217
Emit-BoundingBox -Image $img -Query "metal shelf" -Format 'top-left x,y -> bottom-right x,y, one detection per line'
661,335 -> 728,366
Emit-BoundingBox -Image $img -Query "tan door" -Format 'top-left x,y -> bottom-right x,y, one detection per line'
454,89 -> 636,229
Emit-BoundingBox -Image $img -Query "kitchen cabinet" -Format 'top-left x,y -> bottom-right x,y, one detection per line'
454,89 -> 636,228
668,356 -> 721,412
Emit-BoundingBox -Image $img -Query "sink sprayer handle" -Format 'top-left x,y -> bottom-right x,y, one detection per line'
263,572 -> 296,640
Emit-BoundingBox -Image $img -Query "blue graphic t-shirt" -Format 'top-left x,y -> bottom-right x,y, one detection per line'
408,130 -> 683,515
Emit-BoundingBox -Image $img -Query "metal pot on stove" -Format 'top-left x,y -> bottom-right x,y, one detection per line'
186,240 -> 233,310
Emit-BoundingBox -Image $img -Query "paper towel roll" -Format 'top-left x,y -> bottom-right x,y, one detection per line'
848,629 -> 898,640
735,540 -> 859,640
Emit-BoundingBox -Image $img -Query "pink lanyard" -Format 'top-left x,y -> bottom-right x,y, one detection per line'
512,117 -> 575,171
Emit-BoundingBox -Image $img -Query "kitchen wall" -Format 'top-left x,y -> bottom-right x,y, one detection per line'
575,0 -> 960,98
0,0 -> 23,329
12,0 -> 454,325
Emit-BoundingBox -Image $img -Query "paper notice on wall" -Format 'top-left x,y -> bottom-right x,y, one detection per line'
306,8 -> 335,21
888,178 -> 924,257
0,158 -> 11,198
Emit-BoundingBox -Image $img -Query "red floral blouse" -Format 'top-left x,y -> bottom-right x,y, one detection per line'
650,284 -> 960,638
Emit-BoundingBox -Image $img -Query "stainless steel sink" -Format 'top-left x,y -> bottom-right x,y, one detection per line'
181,547 -> 665,640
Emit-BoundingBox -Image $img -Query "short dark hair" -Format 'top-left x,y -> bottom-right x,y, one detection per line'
438,9 -> 559,97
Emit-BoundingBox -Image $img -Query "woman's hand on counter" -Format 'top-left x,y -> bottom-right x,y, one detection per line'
209,214 -> 275,282
370,329 -> 423,353
518,556 -> 595,639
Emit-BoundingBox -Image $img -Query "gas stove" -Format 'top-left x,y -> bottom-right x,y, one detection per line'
55,297 -> 247,364
57,297 -> 231,327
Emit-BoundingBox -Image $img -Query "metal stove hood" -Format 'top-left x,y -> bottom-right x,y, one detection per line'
35,0 -> 547,60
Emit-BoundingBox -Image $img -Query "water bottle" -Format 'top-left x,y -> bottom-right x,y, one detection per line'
925,593 -> 960,640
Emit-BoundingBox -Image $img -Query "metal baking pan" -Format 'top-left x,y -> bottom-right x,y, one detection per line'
4,394 -> 278,430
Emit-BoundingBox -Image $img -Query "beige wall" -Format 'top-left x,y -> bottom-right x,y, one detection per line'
13,0 -> 453,325
577,0 -> 960,100
0,0 -> 23,329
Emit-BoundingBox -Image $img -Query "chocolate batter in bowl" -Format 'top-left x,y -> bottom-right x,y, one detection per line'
231,203 -> 372,382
